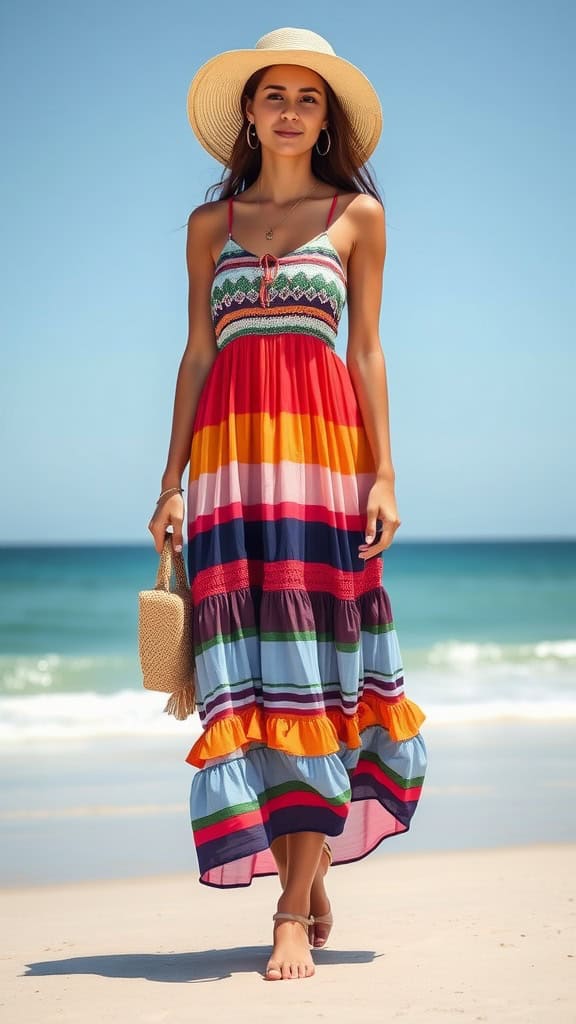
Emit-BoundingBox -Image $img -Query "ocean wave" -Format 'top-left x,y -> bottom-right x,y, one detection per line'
422,638 -> 576,669
0,690 -> 189,743
0,653 -> 138,696
2,638 -> 575,697
1,686 -> 575,746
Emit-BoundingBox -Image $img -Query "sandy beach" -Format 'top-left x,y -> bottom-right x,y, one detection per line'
2,723 -> 575,1021
1,843 -> 574,1023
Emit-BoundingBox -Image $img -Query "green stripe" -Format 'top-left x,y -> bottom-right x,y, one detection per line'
202,679 -> 357,699
218,324 -> 335,350
192,778 -> 351,830
261,629 -> 360,652
192,798 -> 260,830
192,622 -> 393,655
362,669 -> 404,682
196,626 -> 397,656
199,677 -> 397,704
194,625 -> 259,656
200,677 -> 264,702
358,749 -> 425,788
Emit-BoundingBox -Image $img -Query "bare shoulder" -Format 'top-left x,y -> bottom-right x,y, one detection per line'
185,200 -> 228,266
341,192 -> 385,241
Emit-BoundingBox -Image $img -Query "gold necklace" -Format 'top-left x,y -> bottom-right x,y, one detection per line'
257,178 -> 322,240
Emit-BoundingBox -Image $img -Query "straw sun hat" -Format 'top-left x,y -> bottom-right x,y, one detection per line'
186,26 -> 383,167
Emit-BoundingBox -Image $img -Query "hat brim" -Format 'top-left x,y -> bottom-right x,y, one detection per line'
186,48 -> 383,166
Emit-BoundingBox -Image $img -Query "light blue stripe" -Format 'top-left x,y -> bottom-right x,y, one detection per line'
189,732 -> 427,819
195,629 -> 404,707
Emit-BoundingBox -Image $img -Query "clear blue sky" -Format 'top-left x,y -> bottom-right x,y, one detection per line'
1,0 -> 574,543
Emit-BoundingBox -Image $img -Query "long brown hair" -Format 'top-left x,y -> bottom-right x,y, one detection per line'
203,66 -> 384,205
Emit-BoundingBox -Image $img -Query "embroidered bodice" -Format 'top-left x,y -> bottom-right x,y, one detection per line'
210,193 -> 347,352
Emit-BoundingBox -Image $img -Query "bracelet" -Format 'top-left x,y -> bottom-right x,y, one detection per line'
156,486 -> 184,503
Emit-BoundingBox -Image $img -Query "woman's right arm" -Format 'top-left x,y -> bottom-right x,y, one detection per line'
148,204 -> 219,554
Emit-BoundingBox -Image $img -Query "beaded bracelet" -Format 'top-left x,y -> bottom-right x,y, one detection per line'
156,486 -> 184,503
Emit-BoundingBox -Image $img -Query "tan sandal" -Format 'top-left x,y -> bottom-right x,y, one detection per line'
311,908 -> 334,946
309,841 -> 334,948
272,911 -> 315,929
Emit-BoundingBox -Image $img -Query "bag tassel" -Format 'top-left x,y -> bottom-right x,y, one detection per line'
163,682 -> 197,721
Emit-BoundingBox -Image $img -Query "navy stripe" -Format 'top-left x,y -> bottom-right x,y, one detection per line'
189,516 -> 366,577
197,805 -> 346,879
350,772 -> 419,829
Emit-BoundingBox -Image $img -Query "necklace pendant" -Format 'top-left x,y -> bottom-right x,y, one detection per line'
265,229 -> 274,240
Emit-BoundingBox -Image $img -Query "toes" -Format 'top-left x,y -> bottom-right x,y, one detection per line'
313,920 -> 332,947
267,957 -> 314,980
265,961 -> 282,981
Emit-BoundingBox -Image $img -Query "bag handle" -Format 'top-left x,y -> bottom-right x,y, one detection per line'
155,534 -> 189,592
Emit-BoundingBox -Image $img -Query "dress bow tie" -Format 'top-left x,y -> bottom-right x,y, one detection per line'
259,253 -> 280,307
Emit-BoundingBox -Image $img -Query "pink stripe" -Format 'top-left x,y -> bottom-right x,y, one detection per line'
188,460 -> 375,529
189,500 -> 365,539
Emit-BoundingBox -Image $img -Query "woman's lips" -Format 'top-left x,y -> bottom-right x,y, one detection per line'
274,130 -> 302,137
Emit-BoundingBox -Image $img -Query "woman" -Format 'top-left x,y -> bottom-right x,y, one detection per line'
148,27 -> 427,982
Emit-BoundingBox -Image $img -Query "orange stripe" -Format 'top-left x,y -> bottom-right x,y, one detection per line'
215,303 -> 337,334
190,411 -> 375,479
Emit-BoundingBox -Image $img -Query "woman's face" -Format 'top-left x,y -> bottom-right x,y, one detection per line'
246,64 -> 329,156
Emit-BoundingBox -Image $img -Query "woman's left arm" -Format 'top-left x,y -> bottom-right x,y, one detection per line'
345,195 -> 401,559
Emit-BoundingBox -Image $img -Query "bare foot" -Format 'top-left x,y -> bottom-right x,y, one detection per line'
265,907 -> 315,981
309,843 -> 333,948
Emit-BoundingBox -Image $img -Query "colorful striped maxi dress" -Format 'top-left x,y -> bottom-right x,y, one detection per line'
185,192 -> 427,887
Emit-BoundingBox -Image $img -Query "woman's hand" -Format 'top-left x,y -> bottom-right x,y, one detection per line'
358,477 -> 401,560
147,493 -> 185,555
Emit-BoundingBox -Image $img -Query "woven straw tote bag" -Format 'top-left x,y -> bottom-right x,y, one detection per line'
138,534 -> 196,720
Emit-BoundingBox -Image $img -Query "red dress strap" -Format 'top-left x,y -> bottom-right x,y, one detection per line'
326,193 -> 338,229
227,196 -> 234,238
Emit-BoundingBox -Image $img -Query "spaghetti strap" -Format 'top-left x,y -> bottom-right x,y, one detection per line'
227,196 -> 234,238
326,193 -> 338,230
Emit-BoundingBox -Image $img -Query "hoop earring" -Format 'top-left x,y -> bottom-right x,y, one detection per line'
246,121 -> 260,150
315,127 -> 331,156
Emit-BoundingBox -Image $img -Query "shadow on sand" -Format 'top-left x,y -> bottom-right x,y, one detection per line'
23,945 -> 380,983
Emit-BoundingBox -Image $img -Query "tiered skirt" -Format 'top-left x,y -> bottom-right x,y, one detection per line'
186,332 -> 427,887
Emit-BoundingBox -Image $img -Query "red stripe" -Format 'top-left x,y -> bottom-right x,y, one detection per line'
191,555 -> 382,603
280,252 -> 346,286
188,501 -> 365,540
354,758 -> 422,802
194,789 -> 347,845
216,249 -> 346,287
193,334 -> 364,426
326,193 -> 338,228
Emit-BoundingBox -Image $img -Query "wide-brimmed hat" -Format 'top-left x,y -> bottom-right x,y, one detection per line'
186,26 -> 383,166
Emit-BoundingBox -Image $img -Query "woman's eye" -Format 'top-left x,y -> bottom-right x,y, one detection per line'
267,94 -> 317,103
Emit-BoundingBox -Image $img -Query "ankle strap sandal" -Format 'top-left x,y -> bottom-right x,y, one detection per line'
273,911 -> 315,930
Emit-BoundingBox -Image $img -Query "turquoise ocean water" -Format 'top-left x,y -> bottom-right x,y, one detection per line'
1,540 -> 575,743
